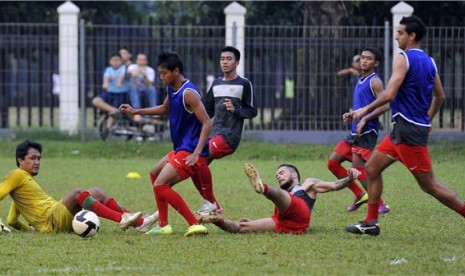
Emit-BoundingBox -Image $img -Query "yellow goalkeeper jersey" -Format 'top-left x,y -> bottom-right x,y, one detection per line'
0,168 -> 57,232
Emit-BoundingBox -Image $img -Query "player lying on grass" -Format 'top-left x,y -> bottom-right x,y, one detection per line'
196,163 -> 360,234
0,140 -> 157,234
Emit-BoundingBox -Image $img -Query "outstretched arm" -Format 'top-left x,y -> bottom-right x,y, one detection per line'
120,94 -> 169,116
301,168 -> 361,195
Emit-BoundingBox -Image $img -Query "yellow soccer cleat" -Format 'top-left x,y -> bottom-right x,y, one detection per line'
145,224 -> 173,235
184,224 -> 208,237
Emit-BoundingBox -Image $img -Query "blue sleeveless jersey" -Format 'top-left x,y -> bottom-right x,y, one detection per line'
168,80 -> 209,157
391,49 -> 437,127
352,72 -> 380,135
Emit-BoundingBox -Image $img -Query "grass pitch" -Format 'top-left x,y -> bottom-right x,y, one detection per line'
0,139 -> 464,274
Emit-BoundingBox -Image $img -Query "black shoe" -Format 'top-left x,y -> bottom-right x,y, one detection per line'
345,220 -> 380,236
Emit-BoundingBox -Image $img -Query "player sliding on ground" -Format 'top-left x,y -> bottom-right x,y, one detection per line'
0,140 -> 157,234
197,163 -> 360,234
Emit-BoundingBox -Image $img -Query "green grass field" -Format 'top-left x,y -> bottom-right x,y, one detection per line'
1,139 -> 465,274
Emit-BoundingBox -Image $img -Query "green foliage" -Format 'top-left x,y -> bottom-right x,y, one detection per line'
1,140 -> 465,274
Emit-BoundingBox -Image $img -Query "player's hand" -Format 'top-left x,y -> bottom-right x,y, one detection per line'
184,153 -> 200,166
119,104 -> 136,115
223,98 -> 235,113
1,220 -> 12,234
351,107 -> 367,122
347,168 -> 361,180
342,112 -> 352,122
356,118 -> 366,135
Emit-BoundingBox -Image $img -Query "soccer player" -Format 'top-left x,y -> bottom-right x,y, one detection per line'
345,15 -> 465,236
0,140 -> 157,234
328,47 -> 390,214
119,51 -> 211,237
198,163 -> 360,234
192,46 -> 258,215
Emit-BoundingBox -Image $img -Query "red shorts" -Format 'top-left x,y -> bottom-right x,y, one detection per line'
376,135 -> 432,174
168,150 -> 208,180
209,135 -> 235,159
271,194 -> 311,234
334,140 -> 372,162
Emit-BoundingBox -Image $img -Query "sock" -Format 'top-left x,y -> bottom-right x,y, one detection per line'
365,203 -> 379,222
104,198 -> 129,213
214,218 -> 225,226
150,173 -> 157,185
196,165 -> 218,205
328,160 -> 363,196
263,183 -> 269,194
154,184 -> 198,226
153,185 -> 170,227
77,192 -> 122,223
458,204 -> 465,217
191,172 -> 204,198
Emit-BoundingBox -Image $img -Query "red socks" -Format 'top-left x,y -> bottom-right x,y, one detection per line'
328,159 -> 364,197
365,203 -> 379,222
153,184 -> 198,226
77,192 -> 122,223
104,198 -> 129,213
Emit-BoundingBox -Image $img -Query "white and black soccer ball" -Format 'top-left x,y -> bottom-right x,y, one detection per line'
72,210 -> 100,238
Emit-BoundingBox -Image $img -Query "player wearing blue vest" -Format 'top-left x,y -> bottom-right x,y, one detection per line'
328,47 -> 390,214
346,15 -> 465,236
120,51 -> 212,237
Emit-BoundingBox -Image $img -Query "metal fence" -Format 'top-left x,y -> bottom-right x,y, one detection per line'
0,22 -> 464,134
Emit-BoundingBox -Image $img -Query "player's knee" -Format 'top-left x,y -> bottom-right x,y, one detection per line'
87,187 -> 107,201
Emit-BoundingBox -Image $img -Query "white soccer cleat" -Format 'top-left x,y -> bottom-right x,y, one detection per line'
135,211 -> 159,233
197,200 -> 217,214
119,212 -> 143,230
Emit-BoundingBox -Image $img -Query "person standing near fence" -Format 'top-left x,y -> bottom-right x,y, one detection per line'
345,15 -> 465,236
328,47 -> 390,214
191,46 -> 258,215
119,51 -> 211,237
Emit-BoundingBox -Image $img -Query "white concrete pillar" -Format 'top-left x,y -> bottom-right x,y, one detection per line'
391,2 -> 414,55
57,1 -> 80,135
224,2 -> 246,77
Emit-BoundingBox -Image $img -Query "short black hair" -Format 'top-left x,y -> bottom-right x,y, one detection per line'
221,46 -> 241,61
16,140 -> 42,167
109,53 -> 121,60
400,15 -> 427,42
277,164 -> 301,183
362,47 -> 382,62
156,51 -> 184,75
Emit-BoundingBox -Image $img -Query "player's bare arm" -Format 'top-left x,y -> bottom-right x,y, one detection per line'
183,89 -> 212,165
120,96 -> 169,116
301,168 -> 361,194
428,73 -> 446,121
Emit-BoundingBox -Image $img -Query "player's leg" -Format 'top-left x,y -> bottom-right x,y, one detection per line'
149,151 -> 206,236
61,188 -> 142,229
149,153 -> 169,184
353,151 -> 389,214
244,163 -> 292,213
215,217 -> 275,233
328,141 -> 365,210
345,137 -> 396,235
400,144 -> 465,217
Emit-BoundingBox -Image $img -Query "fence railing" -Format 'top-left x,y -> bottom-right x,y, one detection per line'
0,22 -> 463,135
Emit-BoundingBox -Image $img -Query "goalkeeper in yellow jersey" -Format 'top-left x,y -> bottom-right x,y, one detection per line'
0,140 -> 157,234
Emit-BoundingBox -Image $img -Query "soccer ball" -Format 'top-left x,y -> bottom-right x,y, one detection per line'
72,210 -> 100,238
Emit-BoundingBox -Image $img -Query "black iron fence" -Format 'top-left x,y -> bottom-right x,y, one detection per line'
0,22 -> 463,133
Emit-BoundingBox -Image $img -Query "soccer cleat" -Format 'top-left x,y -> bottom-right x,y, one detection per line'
378,203 -> 391,214
345,220 -> 380,236
119,212 -> 143,230
193,211 -> 221,224
135,211 -> 159,233
145,224 -> 173,235
184,224 -> 208,237
244,163 -> 264,193
197,200 -> 218,213
347,192 -> 369,212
